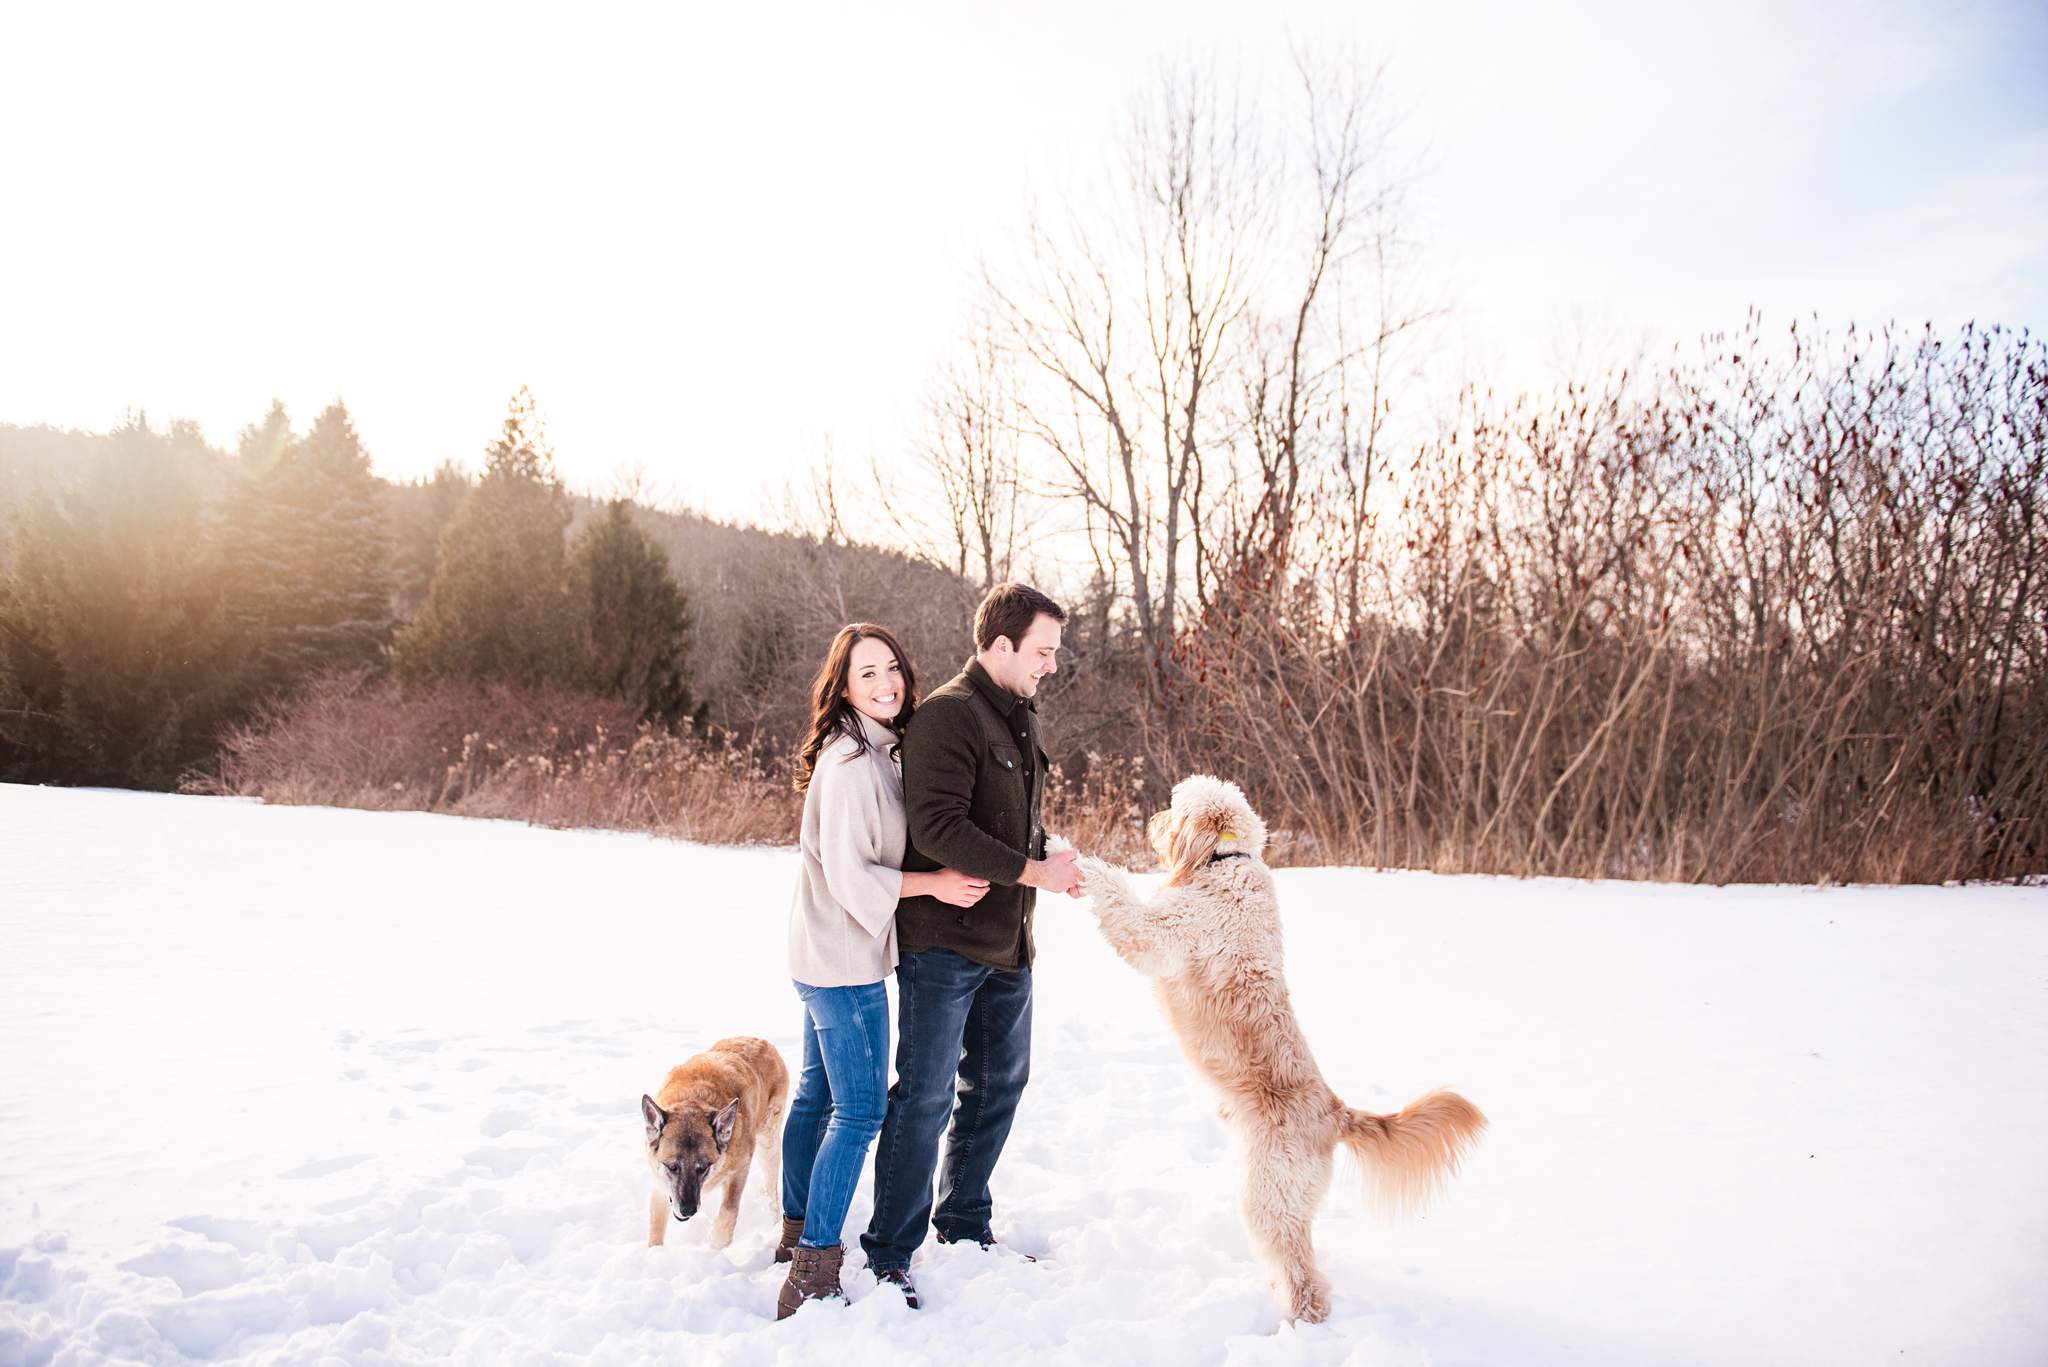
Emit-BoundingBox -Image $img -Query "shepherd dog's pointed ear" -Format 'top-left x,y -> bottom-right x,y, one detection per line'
641,1095 -> 667,1140
711,1098 -> 739,1152
1163,803 -> 1221,886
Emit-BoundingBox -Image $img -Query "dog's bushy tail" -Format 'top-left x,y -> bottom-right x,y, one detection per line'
1339,1088 -> 1487,1220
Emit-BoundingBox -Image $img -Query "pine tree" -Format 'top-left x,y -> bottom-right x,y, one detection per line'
569,499 -> 697,724
0,417 -> 252,786
226,401 -> 394,690
236,399 -> 293,478
394,390 -> 584,688
389,460 -> 471,617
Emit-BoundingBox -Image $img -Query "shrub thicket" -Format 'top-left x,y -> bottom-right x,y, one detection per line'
198,672 -> 797,845
1162,321 -> 2047,883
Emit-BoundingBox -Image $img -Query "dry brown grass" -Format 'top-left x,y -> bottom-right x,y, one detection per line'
190,673 -> 801,846
192,672 -> 1158,856
1041,751 -> 1325,871
1042,753 -> 1153,867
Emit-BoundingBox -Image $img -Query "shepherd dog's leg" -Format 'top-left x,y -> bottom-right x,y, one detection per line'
708,1158 -> 748,1249
648,1185 -> 667,1247
755,1097 -> 786,1197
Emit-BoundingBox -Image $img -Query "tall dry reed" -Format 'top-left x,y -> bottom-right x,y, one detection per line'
1159,321 -> 2047,883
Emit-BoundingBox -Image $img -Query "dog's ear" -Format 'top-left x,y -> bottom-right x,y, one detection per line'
711,1098 -> 739,1152
641,1094 -> 667,1140
1162,803 -> 1221,886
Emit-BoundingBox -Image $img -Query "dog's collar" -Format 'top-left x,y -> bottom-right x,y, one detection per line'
1208,850 -> 1251,863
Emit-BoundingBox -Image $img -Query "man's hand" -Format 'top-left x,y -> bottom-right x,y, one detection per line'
1020,849 -> 1083,897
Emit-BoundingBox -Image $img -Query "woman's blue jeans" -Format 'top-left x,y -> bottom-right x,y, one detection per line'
781,979 -> 890,1249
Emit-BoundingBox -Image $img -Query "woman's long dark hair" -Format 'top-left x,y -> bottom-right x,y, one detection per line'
794,623 -> 919,792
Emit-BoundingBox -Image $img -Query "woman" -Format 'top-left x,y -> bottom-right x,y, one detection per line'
776,623 -> 988,1319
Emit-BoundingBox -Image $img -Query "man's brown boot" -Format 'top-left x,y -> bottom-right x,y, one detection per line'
774,1215 -> 805,1264
775,1243 -> 846,1321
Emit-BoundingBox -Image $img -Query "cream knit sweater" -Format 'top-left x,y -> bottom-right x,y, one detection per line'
786,711 -> 905,987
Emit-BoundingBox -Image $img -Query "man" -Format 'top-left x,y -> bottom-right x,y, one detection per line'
860,582 -> 1081,1304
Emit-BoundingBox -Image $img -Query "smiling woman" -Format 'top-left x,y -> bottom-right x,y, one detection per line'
793,626 -> 922,797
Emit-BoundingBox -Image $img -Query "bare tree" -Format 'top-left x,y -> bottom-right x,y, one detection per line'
1234,47 -> 1438,635
988,61 -> 1274,691
776,441 -> 850,547
875,307 -> 1029,590
984,53 -> 1435,697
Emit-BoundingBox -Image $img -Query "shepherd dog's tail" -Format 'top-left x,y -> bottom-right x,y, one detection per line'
1339,1088 -> 1488,1219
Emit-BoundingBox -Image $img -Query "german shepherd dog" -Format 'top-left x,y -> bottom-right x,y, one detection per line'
642,1036 -> 790,1249
1076,776 -> 1487,1323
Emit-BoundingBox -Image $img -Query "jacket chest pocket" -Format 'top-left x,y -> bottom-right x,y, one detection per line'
977,744 -> 1027,811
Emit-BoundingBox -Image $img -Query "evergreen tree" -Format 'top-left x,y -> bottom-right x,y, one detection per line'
226,401 -> 395,689
0,417 -> 251,787
389,460 -> 471,617
394,390 -> 584,688
569,499 -> 697,724
236,399 -> 293,478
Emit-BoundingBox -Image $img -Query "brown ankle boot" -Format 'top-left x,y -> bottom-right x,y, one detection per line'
775,1243 -> 846,1321
774,1215 -> 805,1264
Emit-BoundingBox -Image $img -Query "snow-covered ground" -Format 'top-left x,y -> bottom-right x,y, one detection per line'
2,785 -> 2044,1367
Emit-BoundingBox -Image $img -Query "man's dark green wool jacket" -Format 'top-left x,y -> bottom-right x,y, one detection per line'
895,659 -> 1048,971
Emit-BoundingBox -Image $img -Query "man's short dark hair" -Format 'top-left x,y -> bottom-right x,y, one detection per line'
974,582 -> 1067,653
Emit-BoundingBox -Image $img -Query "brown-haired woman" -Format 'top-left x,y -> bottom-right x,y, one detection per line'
775,623 -> 988,1318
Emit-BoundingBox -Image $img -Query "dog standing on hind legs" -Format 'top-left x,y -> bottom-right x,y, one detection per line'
643,1036 -> 789,1250
1075,776 -> 1487,1324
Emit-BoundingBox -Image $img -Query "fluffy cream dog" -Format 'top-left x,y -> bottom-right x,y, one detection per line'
1076,775 -> 1486,1323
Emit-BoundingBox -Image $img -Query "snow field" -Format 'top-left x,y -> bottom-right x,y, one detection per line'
2,784 -> 2045,1365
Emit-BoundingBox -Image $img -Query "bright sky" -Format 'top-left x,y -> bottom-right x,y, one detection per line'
3,1 -> 2042,520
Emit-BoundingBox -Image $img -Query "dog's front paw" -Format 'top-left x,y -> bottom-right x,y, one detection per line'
1074,855 -> 1129,905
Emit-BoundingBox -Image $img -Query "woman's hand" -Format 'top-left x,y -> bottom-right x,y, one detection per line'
903,867 -> 991,908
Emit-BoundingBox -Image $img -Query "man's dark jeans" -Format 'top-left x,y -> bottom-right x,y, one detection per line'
861,946 -> 1032,1271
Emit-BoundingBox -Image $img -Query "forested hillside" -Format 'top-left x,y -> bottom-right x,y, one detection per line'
0,400 -> 1125,827
5,318 -> 2044,885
